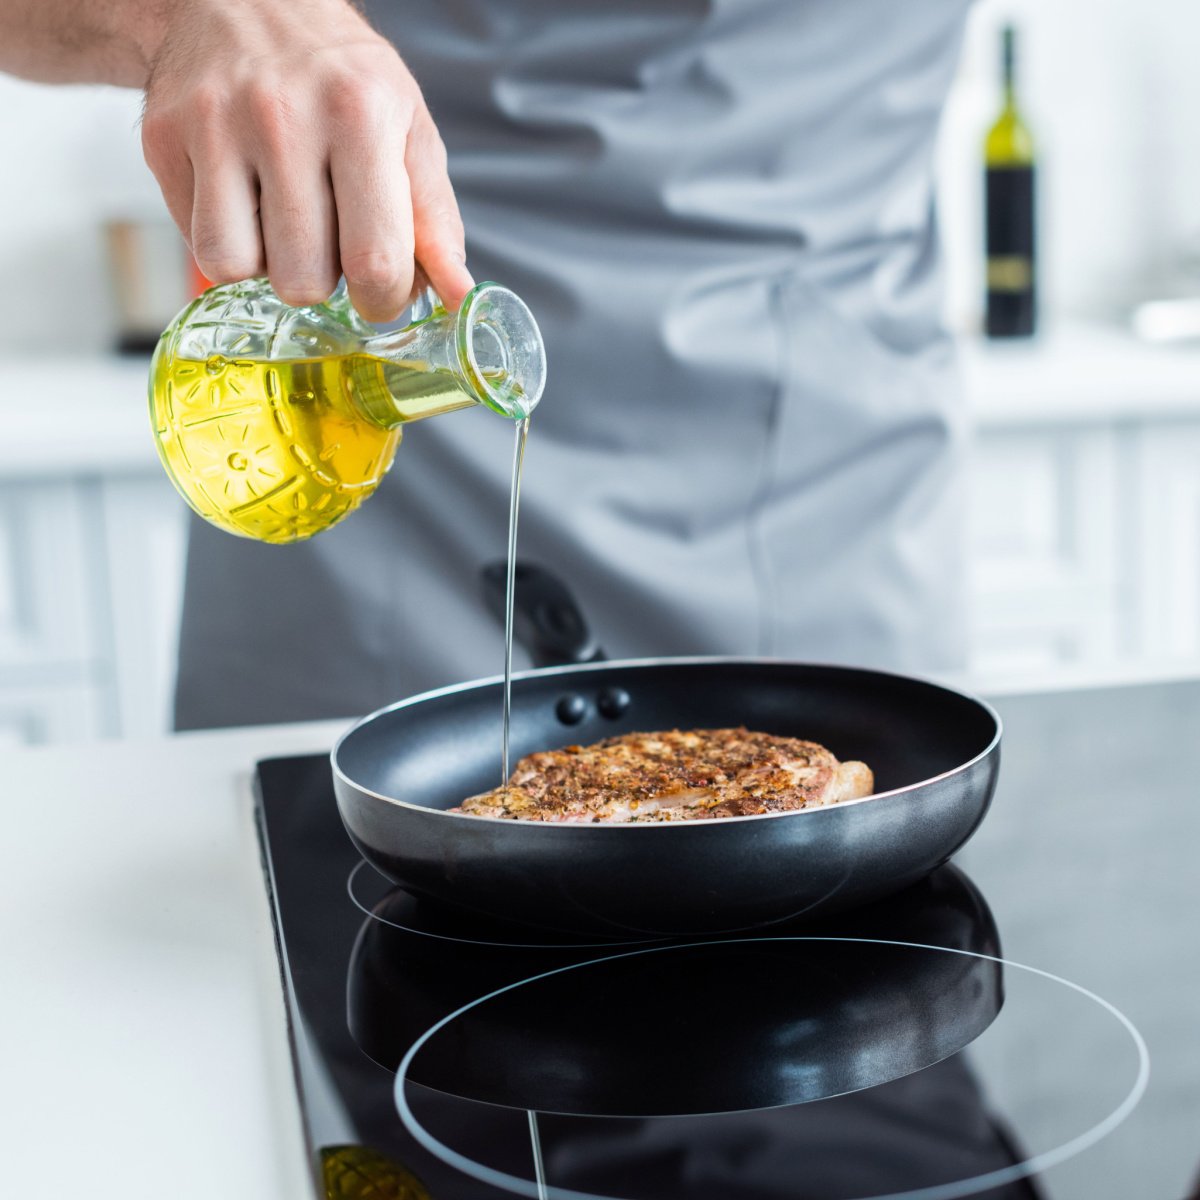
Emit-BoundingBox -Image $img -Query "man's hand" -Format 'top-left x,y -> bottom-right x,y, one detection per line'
137,0 -> 473,320
0,0 -> 471,319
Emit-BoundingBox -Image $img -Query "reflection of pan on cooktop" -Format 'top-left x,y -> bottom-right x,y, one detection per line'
348,864 -> 1003,1118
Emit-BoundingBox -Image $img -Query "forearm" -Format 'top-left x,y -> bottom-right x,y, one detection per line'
0,0 -> 170,86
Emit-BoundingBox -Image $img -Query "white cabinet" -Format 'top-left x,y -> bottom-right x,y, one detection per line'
0,479 -> 105,668
967,427 -> 1122,674
0,355 -> 186,745
0,471 -> 186,745
0,683 -> 108,746
100,476 -> 188,738
964,327 -> 1200,682
1132,423 -> 1200,659
0,478 -> 116,741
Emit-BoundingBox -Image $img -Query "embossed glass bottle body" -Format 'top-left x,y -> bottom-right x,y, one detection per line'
150,278 -> 544,544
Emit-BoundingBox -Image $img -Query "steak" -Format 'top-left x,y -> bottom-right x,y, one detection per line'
452,727 -> 874,823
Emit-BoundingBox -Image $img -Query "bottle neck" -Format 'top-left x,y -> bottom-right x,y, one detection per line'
1001,27 -> 1018,108
352,330 -> 480,430
349,281 -> 544,427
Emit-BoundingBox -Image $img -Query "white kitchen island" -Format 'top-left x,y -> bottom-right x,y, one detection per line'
1,719 -> 347,1199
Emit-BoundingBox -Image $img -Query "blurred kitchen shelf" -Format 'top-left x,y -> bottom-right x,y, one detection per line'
962,319 -> 1200,427
0,352 -> 158,476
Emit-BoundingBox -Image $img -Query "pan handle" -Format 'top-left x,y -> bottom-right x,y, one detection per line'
480,561 -> 606,669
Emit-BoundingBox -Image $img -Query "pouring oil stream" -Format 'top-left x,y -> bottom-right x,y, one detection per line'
527,1111 -> 549,1200
502,416 -> 531,784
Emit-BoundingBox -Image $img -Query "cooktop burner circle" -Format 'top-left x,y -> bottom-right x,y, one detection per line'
392,938 -> 1149,1200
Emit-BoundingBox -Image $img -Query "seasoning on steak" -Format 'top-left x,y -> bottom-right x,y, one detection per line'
451,727 -> 874,823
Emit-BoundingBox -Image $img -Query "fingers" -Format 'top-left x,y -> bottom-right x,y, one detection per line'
407,116 -> 474,311
247,79 -> 339,306
258,161 -> 339,307
330,108 -> 414,323
143,34 -> 469,319
140,109 -> 196,249
190,158 -> 265,284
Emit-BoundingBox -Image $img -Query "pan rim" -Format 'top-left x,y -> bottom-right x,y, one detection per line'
330,656 -> 1003,828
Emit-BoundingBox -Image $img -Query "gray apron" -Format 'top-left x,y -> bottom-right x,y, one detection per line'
174,0 -> 970,731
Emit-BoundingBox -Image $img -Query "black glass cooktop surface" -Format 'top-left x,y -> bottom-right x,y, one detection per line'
256,671 -> 1200,1200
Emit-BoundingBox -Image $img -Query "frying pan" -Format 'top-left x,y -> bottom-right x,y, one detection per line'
332,565 -> 1001,936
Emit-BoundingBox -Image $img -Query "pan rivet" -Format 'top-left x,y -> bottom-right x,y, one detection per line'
597,687 -> 631,719
555,695 -> 588,725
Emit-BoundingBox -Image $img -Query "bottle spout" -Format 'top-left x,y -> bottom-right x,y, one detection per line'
456,283 -> 546,419
360,281 -> 546,426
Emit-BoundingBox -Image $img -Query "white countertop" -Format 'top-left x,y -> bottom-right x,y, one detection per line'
0,717 -> 350,1199
0,354 -> 157,476
2,321 -> 1200,479
962,320 -> 1200,427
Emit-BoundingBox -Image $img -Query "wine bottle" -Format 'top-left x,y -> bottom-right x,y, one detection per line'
984,25 -> 1036,338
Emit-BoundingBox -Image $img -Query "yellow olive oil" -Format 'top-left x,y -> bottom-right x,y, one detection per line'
320,1145 -> 431,1200
501,416 -> 531,782
150,351 -> 477,544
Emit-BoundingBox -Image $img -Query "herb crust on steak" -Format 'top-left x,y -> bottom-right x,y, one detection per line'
452,727 -> 874,823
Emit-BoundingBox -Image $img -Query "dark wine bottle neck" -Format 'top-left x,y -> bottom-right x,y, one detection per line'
1002,26 -> 1017,95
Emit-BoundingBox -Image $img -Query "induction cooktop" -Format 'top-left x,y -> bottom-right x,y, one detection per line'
255,753 -> 1148,1200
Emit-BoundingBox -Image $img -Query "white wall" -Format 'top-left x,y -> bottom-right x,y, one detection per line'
938,0 -> 1200,331
0,77 -> 164,354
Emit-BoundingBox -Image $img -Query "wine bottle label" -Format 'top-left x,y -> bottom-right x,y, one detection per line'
986,256 -> 1033,292
985,164 -> 1035,336
985,166 -> 1035,289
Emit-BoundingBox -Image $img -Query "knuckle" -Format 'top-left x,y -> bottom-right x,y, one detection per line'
325,74 -> 394,129
427,203 -> 464,239
269,195 -> 310,228
139,111 -> 178,166
412,115 -> 447,162
188,82 -> 226,123
246,82 -> 299,152
341,246 -> 408,291
192,212 -> 263,283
